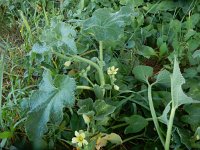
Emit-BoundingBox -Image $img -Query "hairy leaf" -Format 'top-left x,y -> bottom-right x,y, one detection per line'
159,102 -> 171,125
25,70 -> 76,140
82,6 -> 135,41
32,20 -> 77,55
171,58 -> 199,108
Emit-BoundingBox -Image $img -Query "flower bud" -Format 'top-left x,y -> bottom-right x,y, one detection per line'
114,85 -> 119,91
83,114 -> 90,124
64,61 -> 71,67
196,135 -> 200,140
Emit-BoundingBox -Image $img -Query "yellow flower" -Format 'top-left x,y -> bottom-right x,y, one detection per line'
107,66 -> 119,75
83,114 -> 90,125
72,130 -> 88,147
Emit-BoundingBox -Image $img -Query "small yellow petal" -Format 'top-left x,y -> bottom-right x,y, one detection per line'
80,133 -> 85,139
72,137 -> 78,143
83,139 -> 88,145
75,131 -> 79,137
78,142 -> 83,147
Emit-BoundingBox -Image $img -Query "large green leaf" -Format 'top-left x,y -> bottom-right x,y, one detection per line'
124,115 -> 148,134
25,70 -> 76,140
120,0 -> 144,7
171,58 -> 199,108
82,6 -> 135,41
132,65 -> 153,83
32,20 -> 77,55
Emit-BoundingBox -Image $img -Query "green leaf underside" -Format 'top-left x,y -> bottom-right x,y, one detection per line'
82,6 -> 135,41
132,65 -> 153,83
159,102 -> 171,125
25,70 -> 76,140
124,115 -> 148,134
171,58 -> 199,108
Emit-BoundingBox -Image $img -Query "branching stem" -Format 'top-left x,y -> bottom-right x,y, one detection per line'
52,51 -> 105,88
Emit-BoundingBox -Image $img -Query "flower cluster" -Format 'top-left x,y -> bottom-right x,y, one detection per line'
107,66 -> 119,91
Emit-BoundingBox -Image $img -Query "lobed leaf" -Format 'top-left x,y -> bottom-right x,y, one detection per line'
25,70 -> 76,140
82,6 -> 135,41
171,58 -> 199,108
32,21 -> 77,55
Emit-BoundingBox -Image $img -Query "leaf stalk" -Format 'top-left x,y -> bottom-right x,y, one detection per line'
147,84 -> 165,146
165,107 -> 176,150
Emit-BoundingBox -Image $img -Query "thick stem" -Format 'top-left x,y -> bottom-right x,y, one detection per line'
148,84 -> 165,146
52,51 -> 105,87
99,41 -> 105,95
98,41 -> 105,96
99,41 -> 103,69
85,77 -> 94,87
165,107 -> 176,150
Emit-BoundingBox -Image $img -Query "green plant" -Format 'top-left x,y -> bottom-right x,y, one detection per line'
1,0 -> 200,149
